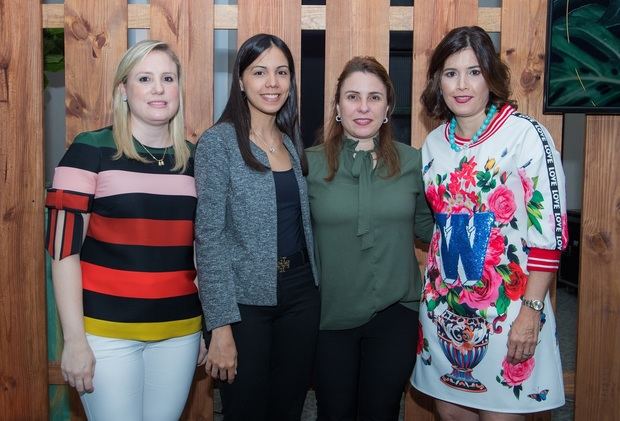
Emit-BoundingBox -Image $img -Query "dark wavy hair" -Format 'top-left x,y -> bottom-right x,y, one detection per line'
317,56 -> 399,181
217,33 -> 307,174
421,26 -> 516,120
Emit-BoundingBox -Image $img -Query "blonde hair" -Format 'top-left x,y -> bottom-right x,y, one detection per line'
112,40 -> 190,172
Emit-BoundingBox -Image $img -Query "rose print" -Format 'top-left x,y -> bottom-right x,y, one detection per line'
426,184 -> 447,213
504,262 -> 528,301
460,266 -> 502,309
518,168 -> 534,202
501,356 -> 535,386
488,185 -> 517,224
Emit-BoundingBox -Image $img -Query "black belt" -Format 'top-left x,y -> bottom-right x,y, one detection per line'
277,248 -> 309,273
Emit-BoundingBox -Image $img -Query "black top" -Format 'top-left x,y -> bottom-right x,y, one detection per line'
273,168 -> 304,256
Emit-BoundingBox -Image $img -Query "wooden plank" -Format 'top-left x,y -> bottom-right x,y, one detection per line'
236,0 -> 301,105
44,4 -> 502,32
64,0 -> 127,145
410,0 -> 478,149
181,371 -> 214,421
151,0 -> 214,141
237,0 -> 302,97
324,0 -> 390,121
407,1 -> 479,417
0,1 -> 47,419
500,0 -> 562,147
575,115 -> 620,419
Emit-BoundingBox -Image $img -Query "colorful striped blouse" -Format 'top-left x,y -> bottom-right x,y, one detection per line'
46,127 -> 202,341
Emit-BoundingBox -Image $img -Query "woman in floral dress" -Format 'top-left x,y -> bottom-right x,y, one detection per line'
411,26 -> 568,419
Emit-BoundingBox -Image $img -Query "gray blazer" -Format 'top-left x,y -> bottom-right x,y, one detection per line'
194,122 -> 318,331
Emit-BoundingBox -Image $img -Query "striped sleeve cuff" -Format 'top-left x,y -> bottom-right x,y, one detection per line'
527,248 -> 562,272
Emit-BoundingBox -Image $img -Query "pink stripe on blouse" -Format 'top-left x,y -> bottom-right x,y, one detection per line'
94,170 -> 196,198
53,166 -> 98,194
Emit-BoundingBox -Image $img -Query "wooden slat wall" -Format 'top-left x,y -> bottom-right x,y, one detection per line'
64,0 -> 128,144
324,0 -> 390,121
0,1 -> 48,420
150,0 -> 214,141
237,0 -> 302,97
576,115 -> 620,419
410,0 -> 478,149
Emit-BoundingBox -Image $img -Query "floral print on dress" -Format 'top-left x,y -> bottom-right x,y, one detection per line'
423,156 -> 534,320
497,356 -> 536,399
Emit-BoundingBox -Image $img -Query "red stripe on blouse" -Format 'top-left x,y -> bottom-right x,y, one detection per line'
87,213 -> 194,247
81,261 -> 197,299
527,248 -> 561,272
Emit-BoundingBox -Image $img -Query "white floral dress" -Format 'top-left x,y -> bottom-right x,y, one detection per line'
411,105 -> 567,413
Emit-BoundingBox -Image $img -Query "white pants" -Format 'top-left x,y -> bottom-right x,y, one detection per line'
80,332 -> 201,421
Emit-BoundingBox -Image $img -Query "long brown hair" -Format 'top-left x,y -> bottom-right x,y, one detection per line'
317,56 -> 399,181
421,26 -> 516,120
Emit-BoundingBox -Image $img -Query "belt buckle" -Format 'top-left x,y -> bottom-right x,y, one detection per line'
277,256 -> 290,273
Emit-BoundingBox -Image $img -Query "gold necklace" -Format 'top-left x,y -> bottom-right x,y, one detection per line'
137,140 -> 168,166
251,129 -> 281,154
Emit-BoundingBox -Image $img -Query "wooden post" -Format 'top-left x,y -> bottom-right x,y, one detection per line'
151,0 -> 214,142
324,0 -> 390,121
64,0 -> 128,144
0,0 -> 48,418
237,0 -> 302,101
575,115 -> 620,419
410,0 -> 478,149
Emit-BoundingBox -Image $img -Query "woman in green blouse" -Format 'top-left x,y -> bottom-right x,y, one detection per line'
306,56 -> 434,421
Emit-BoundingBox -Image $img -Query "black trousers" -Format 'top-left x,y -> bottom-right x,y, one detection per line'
219,263 -> 320,421
315,304 -> 419,421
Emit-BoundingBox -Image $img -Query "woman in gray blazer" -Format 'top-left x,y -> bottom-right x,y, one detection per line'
194,33 -> 319,421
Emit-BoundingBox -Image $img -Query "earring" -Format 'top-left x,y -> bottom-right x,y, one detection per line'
383,117 -> 388,124
122,96 -> 128,102
335,115 -> 342,122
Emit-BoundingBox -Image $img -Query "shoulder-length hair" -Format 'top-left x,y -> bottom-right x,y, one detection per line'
421,25 -> 516,121
112,40 -> 190,172
217,33 -> 307,174
318,56 -> 399,181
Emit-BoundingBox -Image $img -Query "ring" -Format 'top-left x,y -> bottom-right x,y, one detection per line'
523,352 -> 532,356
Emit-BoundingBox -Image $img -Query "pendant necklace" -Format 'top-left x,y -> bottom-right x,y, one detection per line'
137,139 -> 168,166
251,129 -> 281,154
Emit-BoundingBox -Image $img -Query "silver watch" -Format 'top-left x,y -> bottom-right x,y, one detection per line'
522,298 -> 544,311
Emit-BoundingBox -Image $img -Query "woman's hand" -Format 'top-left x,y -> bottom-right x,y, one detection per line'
197,334 -> 208,366
506,306 -> 541,364
61,337 -> 96,394
205,325 -> 237,383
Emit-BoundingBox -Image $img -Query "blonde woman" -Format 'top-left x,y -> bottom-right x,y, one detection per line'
46,40 -> 204,420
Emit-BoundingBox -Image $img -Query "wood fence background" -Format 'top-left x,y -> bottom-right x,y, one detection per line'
0,0 -> 618,419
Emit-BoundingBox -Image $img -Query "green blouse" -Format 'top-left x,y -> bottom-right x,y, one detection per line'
306,139 -> 434,330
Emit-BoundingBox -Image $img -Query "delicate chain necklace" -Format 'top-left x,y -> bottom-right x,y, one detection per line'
448,103 -> 498,152
136,139 -> 168,166
251,129 -> 281,154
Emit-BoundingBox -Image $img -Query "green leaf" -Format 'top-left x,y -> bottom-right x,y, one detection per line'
426,299 -> 438,312
446,291 -> 467,316
527,208 -> 543,234
495,287 -> 510,315
531,190 -> 544,205
548,4 -> 620,108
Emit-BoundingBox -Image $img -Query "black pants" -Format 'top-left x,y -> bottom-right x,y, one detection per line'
219,263 -> 320,421
315,304 -> 419,421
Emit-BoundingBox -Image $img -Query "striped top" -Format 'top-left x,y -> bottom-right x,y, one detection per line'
46,127 -> 202,341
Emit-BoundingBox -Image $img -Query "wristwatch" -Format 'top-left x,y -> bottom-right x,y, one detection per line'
522,298 -> 544,311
